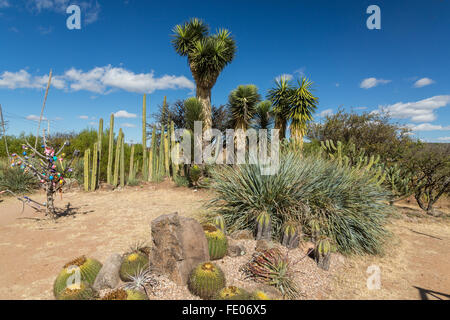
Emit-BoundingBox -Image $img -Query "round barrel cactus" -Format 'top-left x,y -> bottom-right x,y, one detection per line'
216,286 -> 250,300
203,224 -> 228,260
119,252 -> 149,282
53,256 -> 102,298
188,262 -> 226,299
57,281 -> 96,300
101,288 -> 148,300
251,290 -> 271,300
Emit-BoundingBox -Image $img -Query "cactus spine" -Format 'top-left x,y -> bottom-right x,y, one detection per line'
128,144 -> 135,182
255,211 -> 271,240
113,129 -> 122,187
188,262 -> 226,299
83,148 -> 90,192
203,224 -> 228,260
90,142 -> 98,191
107,114 -> 114,185
120,131 -> 125,187
142,94 -> 148,181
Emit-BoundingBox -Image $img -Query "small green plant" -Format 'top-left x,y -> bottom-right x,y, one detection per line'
53,256 -> 102,299
241,248 -> 298,299
174,175 -> 189,187
203,224 -> 228,260
216,286 -> 250,300
188,262 -> 226,300
189,165 -> 202,187
0,167 -> 38,194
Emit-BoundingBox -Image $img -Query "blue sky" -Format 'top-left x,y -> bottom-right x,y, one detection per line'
0,0 -> 449,143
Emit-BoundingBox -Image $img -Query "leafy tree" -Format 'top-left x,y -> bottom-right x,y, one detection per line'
172,18 -> 236,130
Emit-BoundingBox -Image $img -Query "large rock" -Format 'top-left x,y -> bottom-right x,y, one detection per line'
149,212 -> 210,285
227,238 -> 246,257
93,253 -> 122,291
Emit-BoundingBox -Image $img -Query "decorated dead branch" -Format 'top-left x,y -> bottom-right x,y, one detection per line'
6,134 -> 80,219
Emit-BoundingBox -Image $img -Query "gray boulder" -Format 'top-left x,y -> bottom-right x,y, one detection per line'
93,253 -> 122,291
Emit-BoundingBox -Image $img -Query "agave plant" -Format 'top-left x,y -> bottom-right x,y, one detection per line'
172,18 -> 236,130
122,266 -> 158,298
208,151 -> 392,255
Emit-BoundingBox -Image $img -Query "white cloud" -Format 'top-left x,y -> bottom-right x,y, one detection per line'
0,66 -> 194,94
318,109 -> 333,117
114,110 -> 137,119
413,77 -> 435,88
374,95 -> 450,122
78,115 -> 89,119
360,77 -> 391,89
122,123 -> 136,128
437,137 -> 450,142
407,123 -> 450,131
0,0 -> 10,8
26,114 -> 47,121
275,74 -> 293,82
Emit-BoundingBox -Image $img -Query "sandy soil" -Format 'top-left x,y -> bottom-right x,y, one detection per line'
0,183 -> 449,300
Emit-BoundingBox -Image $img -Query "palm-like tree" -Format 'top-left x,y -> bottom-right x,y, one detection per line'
289,78 -> 318,148
172,18 -> 236,130
267,77 -> 292,140
228,85 -> 261,131
252,100 -> 273,130
184,97 -> 204,132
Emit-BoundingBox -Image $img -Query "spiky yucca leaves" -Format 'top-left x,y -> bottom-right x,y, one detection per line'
212,214 -> 226,234
57,282 -> 96,300
228,85 -> 261,131
255,211 -> 272,241
188,262 -> 226,299
122,267 -> 158,298
119,252 -> 149,282
281,222 -> 300,249
208,152 -> 392,255
203,224 -> 228,260
216,286 -> 250,300
315,237 -> 332,271
241,248 -> 298,300
252,100 -> 274,130
53,256 -> 102,298
101,288 -> 148,300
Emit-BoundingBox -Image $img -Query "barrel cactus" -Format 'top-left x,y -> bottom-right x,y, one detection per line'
57,281 -> 96,300
216,286 -> 250,300
53,256 -> 102,298
188,262 -> 226,299
255,211 -> 271,240
251,290 -> 271,300
315,237 -> 332,271
212,214 -> 226,234
101,288 -> 148,300
203,224 -> 228,260
120,252 -> 149,282
281,222 -> 300,249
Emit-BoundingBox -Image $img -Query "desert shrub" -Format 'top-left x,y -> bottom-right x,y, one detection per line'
208,151 -> 392,255
0,167 -> 39,194
174,175 -> 190,187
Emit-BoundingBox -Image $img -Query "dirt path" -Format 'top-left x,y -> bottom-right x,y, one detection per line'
0,181 -> 209,300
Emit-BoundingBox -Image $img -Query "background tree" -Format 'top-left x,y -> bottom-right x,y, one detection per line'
267,77 -> 292,140
228,85 -> 261,131
172,18 -> 236,130
252,100 -> 273,130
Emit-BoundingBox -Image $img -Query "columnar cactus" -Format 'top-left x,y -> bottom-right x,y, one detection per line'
128,144 -> 135,182
90,142 -> 98,191
281,222 -> 300,249
107,114 -> 114,185
188,262 -> 226,300
315,237 -> 332,271
83,148 -> 90,192
113,128 -> 123,187
203,224 -> 228,260
159,124 -> 166,177
120,132 -> 125,187
97,118 -> 103,185
148,125 -> 157,181
255,211 -> 271,240
142,94 -> 148,181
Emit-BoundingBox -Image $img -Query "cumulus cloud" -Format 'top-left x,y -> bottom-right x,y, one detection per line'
413,77 -> 435,88
374,95 -> 450,122
121,123 -> 136,128
360,77 -> 391,89
437,137 -> 450,142
78,115 -> 89,119
26,114 -> 47,121
318,109 -> 333,117
407,123 -> 450,131
114,110 -> 137,119
0,66 -> 194,94
0,0 -> 10,8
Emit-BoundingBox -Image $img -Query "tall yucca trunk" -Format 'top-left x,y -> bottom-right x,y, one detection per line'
196,85 -> 212,131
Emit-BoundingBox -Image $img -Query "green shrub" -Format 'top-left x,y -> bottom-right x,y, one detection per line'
208,151 -> 392,255
0,167 -> 39,194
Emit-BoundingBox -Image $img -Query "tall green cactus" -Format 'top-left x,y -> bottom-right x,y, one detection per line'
148,125 -> 157,181
107,114 -> 114,185
142,94 -> 148,181
120,132 -> 125,187
159,124 -> 166,177
113,129 -> 123,187
91,142 -> 98,191
84,148 -> 90,192
169,121 -> 177,179
97,118 -> 103,185
128,144 -> 135,182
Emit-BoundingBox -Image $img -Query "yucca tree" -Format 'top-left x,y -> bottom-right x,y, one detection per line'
267,77 -> 292,140
184,97 -> 204,132
228,85 -> 261,131
172,18 -> 236,130
252,100 -> 274,130
289,78 -> 318,149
